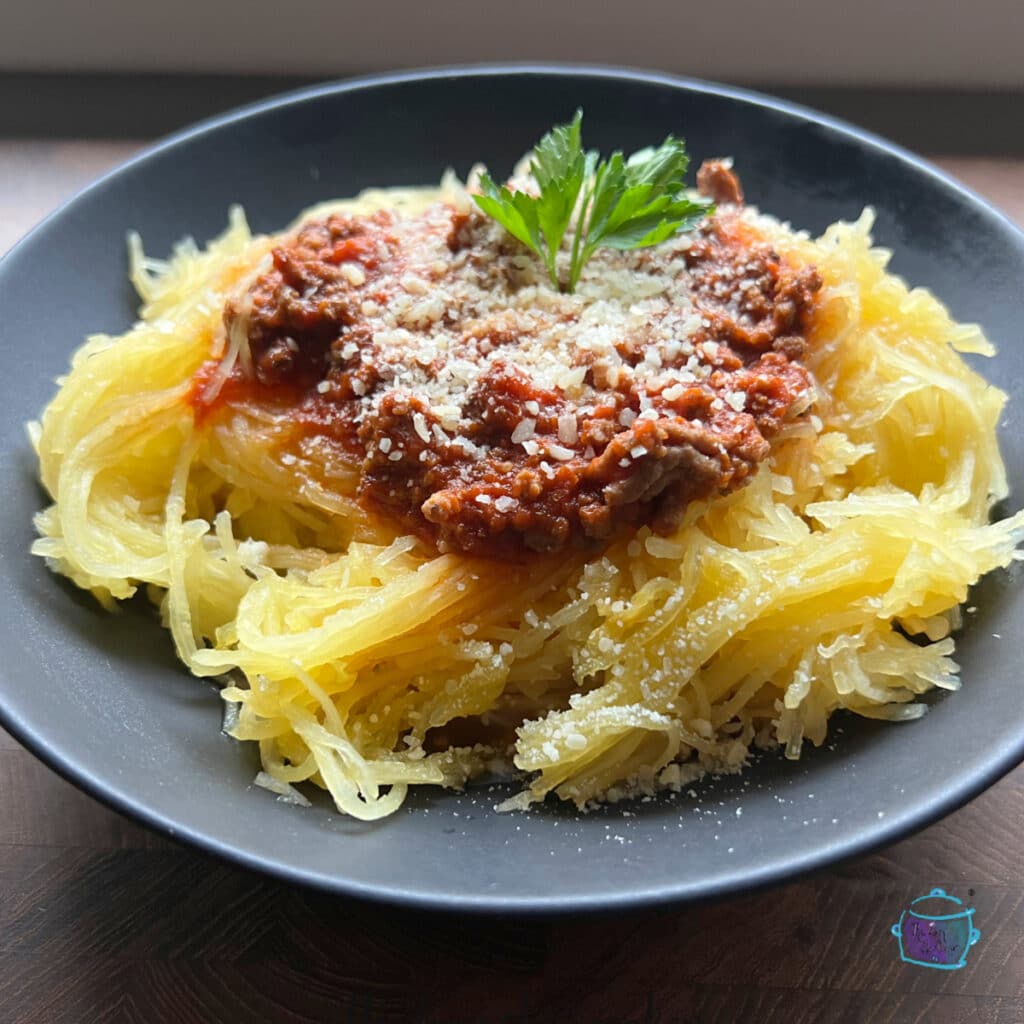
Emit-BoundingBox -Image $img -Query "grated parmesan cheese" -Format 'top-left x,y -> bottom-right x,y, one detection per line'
511,418 -> 537,444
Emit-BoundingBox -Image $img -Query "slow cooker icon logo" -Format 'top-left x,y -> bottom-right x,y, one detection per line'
890,888 -> 981,970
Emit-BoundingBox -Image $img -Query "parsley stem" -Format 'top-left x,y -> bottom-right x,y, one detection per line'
545,249 -> 560,291
567,190 -> 589,294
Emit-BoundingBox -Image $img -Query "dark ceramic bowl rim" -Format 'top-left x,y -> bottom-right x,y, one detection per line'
2,64 -> 1023,914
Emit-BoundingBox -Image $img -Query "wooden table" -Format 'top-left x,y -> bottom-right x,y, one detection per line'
1,142 -> 1022,1024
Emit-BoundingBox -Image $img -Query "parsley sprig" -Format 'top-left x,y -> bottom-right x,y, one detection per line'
473,111 -> 714,294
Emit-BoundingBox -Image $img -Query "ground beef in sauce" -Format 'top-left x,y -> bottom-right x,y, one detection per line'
696,159 -> 744,207
206,162 -> 821,558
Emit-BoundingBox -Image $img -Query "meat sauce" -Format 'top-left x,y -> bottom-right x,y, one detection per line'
190,162 -> 821,558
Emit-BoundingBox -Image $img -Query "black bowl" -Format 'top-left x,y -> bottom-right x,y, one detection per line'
1,66 -> 1022,913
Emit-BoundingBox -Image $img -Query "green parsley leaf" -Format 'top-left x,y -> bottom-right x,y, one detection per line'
472,112 -> 714,293
474,176 -> 542,253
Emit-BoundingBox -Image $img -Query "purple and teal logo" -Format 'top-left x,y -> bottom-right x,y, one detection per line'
890,888 -> 981,970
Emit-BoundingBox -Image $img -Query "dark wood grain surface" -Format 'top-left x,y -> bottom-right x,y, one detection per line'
1,142 -> 1022,1024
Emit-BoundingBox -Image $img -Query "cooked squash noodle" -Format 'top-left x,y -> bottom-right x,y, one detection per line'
32,191 -> 1024,817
